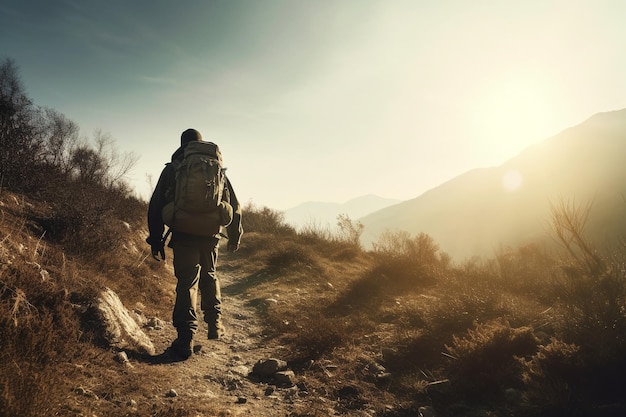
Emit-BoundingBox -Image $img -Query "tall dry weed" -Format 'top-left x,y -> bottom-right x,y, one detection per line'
0,266 -> 83,416
550,200 -> 626,347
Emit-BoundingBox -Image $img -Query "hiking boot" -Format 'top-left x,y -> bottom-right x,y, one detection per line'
168,335 -> 193,360
208,319 -> 225,340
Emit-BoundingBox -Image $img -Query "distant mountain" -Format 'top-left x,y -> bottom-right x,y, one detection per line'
283,194 -> 402,229
360,109 -> 626,260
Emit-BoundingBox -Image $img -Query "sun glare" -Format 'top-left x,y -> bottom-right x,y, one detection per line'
472,79 -> 554,162
501,169 -> 523,191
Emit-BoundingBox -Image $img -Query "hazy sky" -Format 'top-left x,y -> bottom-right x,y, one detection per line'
2,0 -> 625,210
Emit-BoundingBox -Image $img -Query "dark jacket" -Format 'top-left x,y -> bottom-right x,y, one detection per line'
147,143 -> 243,247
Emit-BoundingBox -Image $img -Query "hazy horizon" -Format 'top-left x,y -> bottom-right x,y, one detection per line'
3,1 -> 626,209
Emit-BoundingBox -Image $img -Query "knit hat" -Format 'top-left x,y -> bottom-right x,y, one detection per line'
181,128 -> 202,145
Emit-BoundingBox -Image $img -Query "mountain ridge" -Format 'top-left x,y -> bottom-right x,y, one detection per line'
360,108 -> 626,259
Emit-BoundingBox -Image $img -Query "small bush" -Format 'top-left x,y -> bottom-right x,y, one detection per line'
290,316 -> 349,360
336,213 -> 364,248
373,231 -> 450,282
429,292 -> 502,335
444,319 -> 539,401
242,202 -> 295,235
266,240 -> 322,273
0,265 -> 83,416
519,339 -> 584,413
298,219 -> 334,242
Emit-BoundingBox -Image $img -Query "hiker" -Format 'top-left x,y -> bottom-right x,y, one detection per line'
146,128 -> 243,360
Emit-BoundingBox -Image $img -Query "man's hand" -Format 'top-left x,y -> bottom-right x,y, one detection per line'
146,237 -> 166,261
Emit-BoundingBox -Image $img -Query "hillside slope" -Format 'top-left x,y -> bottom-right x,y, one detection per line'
0,191 -> 333,416
360,109 -> 626,259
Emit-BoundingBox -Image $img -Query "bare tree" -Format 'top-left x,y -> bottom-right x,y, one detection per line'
67,130 -> 138,189
92,130 -> 139,188
0,58 -> 40,190
40,108 -> 80,172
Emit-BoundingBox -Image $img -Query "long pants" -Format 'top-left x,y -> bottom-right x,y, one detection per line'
171,237 -> 221,335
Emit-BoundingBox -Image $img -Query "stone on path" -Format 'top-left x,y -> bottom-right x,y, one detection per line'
252,358 -> 288,377
97,287 -> 155,355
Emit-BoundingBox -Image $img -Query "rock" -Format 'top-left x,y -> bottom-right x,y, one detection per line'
274,370 -> 296,386
96,288 -> 155,355
419,405 -> 437,417
146,317 -> 164,330
231,365 -> 250,377
165,389 -> 178,398
236,397 -> 247,404
252,358 -> 288,377
370,363 -> 386,374
115,351 -> 129,364
376,372 -> 393,382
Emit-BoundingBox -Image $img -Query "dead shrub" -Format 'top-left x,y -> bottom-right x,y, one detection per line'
33,181 -> 144,258
333,252 -> 440,315
0,270 -> 83,416
242,203 -> 295,235
266,240 -> 321,273
336,213 -> 364,248
519,336 -> 626,414
547,200 -> 626,369
373,231 -> 450,276
382,330 -> 447,375
429,287 -> 506,336
518,338 -> 584,413
290,315 -> 349,360
493,243 -> 559,296
444,319 -> 539,402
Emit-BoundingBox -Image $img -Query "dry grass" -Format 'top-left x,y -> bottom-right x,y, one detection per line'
229,203 -> 626,416
0,188 -> 168,417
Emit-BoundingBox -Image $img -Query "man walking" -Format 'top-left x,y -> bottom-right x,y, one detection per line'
147,128 -> 243,360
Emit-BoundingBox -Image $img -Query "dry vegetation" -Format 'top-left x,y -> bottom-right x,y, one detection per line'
0,58 -> 174,416
236,203 -> 626,417
2,57 -> 626,416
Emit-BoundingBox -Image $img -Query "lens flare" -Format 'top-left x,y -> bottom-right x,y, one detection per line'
502,169 -> 523,191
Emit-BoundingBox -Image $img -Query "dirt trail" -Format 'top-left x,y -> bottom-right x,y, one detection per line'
118,265 -> 316,417
64,254 -> 345,417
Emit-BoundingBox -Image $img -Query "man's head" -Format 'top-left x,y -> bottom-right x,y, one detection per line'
181,128 -> 202,145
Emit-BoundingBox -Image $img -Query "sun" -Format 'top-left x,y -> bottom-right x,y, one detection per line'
471,78 -> 555,162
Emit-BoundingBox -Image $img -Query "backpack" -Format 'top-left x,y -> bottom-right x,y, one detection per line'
161,141 -> 233,236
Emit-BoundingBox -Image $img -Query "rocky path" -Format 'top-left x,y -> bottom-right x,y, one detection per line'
131,269 -> 309,417
66,263 -> 326,417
